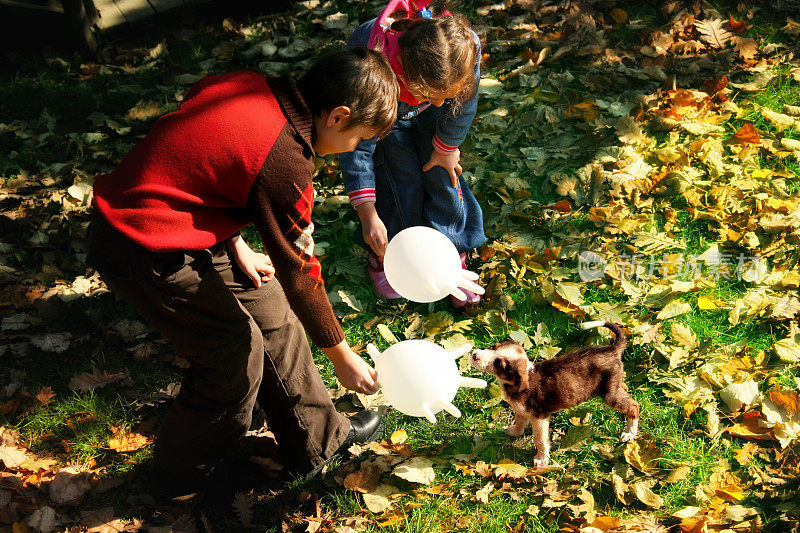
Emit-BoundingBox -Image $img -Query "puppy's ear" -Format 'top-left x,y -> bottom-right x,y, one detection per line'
515,357 -> 529,390
492,358 -> 514,380
493,357 -> 529,392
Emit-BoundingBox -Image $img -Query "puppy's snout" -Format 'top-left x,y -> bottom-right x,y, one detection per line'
470,349 -> 486,371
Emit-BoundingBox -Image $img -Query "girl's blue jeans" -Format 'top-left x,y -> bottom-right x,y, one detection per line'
365,106 -> 486,254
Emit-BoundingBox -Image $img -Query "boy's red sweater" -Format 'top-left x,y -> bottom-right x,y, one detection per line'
94,71 -> 283,251
93,72 -> 344,348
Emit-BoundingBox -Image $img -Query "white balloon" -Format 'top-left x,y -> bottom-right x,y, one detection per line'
367,340 -> 486,423
383,226 -> 485,303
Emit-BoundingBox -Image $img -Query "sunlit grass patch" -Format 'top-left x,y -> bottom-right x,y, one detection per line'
20,391 -> 143,463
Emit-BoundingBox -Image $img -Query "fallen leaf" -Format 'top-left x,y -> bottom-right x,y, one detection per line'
733,442 -> 759,465
232,493 -> 252,526
362,484 -> 398,514
30,333 -> 71,353
390,430 -> 408,445
695,19 -> 733,48
49,468 -> 91,505
26,506 -> 57,533
591,515 -> 621,531
679,515 -> 708,533
475,482 -> 494,503
715,483 -> 745,502
775,338 -> 800,362
69,369 -> 127,392
81,507 -> 129,533
663,465 -> 690,483
609,8 -> 628,24
493,459 -> 528,480
392,457 -> 435,484
657,300 -> 692,320
632,481 -> 664,508
376,324 -> 398,344
108,431 -> 150,453
727,412 -> 775,441
671,323 -> 698,350
0,444 -> 29,468
344,465 -> 382,493
770,388 -> 800,416
733,123 -> 761,144
624,438 -> 660,474
697,295 -> 717,309
35,388 -> 56,405
719,381 -> 760,412
728,16 -> 747,33
125,100 -> 165,121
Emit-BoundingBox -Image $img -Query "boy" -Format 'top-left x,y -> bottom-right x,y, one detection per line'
88,47 -> 398,499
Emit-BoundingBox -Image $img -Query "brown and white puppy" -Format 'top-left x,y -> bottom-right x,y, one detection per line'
471,321 -> 639,466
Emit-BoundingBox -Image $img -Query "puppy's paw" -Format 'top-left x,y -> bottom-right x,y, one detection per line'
533,454 -> 550,467
504,425 -> 524,437
620,430 -> 637,442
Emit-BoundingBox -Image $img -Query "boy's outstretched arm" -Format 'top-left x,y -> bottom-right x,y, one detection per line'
245,92 -> 377,393
324,341 -> 379,394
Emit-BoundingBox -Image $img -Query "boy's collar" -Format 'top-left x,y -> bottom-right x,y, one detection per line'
268,77 -> 315,153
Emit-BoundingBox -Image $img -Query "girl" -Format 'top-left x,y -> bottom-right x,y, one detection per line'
340,0 -> 486,307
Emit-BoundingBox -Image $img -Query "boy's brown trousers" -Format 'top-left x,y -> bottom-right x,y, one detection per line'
88,213 -> 350,486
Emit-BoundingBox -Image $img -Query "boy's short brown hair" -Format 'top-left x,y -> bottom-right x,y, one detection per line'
298,47 -> 398,139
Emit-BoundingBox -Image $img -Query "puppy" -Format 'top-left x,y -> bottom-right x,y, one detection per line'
471,321 -> 639,466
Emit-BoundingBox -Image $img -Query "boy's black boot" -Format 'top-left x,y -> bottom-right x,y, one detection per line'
306,409 -> 384,478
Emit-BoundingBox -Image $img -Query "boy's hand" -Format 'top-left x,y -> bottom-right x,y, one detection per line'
355,202 -> 389,257
324,341 -> 379,394
423,147 -> 462,189
226,234 -> 276,288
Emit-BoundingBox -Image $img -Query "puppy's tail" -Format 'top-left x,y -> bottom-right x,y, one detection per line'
581,321 -> 628,354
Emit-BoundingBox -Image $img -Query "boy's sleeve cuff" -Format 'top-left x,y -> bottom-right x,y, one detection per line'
433,134 -> 458,154
348,188 -> 376,207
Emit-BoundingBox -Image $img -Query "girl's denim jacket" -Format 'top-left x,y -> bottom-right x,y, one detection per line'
340,19 -> 481,207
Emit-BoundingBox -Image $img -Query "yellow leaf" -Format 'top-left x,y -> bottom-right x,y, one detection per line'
108,431 -> 150,453
591,516 -> 621,531
624,438 -> 661,473
697,295 -> 717,309
680,515 -> 709,533
715,483 -> 745,502
376,511 -> 404,527
493,459 -> 528,480
752,168 -> 772,179
733,442 -> 759,465
376,324 -> 398,344
390,430 -> 408,445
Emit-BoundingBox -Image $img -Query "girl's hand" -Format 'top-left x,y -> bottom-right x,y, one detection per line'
356,202 -> 389,257
324,341 -> 379,394
423,147 -> 462,189
226,234 -> 275,288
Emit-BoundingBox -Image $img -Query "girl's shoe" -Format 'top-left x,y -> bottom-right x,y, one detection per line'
368,254 -> 402,300
450,252 -> 482,309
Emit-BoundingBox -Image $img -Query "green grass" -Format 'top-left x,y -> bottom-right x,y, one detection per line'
20,391 -> 145,464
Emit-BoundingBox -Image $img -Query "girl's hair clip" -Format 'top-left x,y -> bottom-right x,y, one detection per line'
419,7 -> 432,18
382,16 -> 395,31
